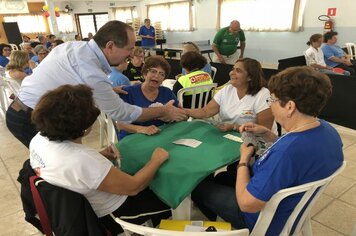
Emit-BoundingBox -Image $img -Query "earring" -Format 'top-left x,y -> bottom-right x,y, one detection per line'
287,113 -> 292,118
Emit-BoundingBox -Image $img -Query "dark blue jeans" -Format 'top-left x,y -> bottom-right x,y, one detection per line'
6,103 -> 37,148
191,178 -> 248,230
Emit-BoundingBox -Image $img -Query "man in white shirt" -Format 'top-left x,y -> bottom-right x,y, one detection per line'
6,20 -> 187,148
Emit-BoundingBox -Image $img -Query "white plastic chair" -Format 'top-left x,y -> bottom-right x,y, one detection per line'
115,217 -> 249,236
250,161 -> 346,236
211,66 -> 217,82
97,111 -> 118,148
0,79 -> 9,114
345,43 -> 356,60
177,83 -> 217,109
9,44 -> 19,51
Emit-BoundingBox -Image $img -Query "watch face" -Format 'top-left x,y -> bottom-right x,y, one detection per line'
5,0 -> 26,10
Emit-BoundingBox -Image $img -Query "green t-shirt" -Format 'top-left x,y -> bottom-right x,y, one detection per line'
213,27 -> 246,56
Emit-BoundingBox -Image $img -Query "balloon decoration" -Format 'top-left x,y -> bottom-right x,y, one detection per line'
54,6 -> 60,17
42,5 -> 50,17
42,5 -> 61,18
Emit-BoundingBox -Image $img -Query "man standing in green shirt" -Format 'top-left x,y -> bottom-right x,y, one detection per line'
212,20 -> 246,64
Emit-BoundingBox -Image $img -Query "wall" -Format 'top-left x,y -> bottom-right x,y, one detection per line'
0,2 -> 50,44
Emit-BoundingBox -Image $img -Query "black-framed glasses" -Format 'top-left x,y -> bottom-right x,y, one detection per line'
147,68 -> 166,78
266,97 -> 280,106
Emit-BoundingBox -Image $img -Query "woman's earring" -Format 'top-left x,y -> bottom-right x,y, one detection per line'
287,113 -> 292,118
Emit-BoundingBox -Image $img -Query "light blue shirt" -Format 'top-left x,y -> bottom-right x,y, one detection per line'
109,67 -> 131,87
321,43 -> 346,68
19,39 -> 142,123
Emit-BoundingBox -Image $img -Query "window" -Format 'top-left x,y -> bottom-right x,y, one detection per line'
56,13 -> 74,33
75,13 -> 108,38
147,1 -> 192,31
218,0 -> 306,32
114,7 -> 138,23
4,15 -> 47,33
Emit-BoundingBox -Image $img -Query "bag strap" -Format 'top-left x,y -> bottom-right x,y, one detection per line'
29,175 -> 53,236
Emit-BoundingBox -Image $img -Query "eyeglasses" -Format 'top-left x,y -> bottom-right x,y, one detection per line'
38,52 -> 48,56
147,68 -> 166,78
266,97 -> 280,106
3,48 -> 11,51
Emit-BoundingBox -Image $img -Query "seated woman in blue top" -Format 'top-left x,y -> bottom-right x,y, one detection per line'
191,66 -> 343,235
118,56 -> 179,139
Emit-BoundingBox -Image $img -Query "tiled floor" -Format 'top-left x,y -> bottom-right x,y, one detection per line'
0,110 -> 355,235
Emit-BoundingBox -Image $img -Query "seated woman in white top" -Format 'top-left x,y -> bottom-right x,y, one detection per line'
304,33 -> 350,76
30,84 -> 171,235
185,57 -> 276,133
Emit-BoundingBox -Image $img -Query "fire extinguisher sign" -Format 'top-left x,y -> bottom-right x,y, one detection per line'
327,8 -> 336,16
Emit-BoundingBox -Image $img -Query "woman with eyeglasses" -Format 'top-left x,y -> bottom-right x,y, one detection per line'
117,56 -> 179,139
29,45 -> 49,69
0,43 -> 12,68
191,66 -> 343,235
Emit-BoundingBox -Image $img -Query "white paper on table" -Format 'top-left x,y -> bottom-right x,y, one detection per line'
172,139 -> 202,148
223,134 -> 243,143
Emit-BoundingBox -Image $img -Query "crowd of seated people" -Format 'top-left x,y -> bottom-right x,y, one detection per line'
4,19 -> 348,235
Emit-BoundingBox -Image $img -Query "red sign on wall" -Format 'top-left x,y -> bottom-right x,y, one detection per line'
327,8 -> 337,16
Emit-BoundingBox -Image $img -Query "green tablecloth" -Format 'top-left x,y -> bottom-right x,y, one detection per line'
117,120 -> 241,208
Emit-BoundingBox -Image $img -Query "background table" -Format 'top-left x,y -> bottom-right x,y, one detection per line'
117,120 -> 241,209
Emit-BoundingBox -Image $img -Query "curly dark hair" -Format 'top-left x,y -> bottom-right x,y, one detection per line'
32,84 -> 100,141
268,66 -> 332,117
142,56 -> 171,78
180,51 -> 207,72
94,20 -> 134,48
234,58 -> 266,96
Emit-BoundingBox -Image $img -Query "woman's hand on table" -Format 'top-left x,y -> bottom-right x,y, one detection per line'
216,123 -> 235,132
151,147 -> 169,165
137,125 -> 161,135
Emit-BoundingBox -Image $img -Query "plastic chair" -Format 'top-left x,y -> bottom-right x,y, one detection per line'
250,161 -> 346,236
0,79 -> 9,114
345,43 -> 356,60
177,83 -> 217,109
115,217 -> 249,236
211,66 -> 217,82
98,111 -> 118,148
9,43 -> 19,51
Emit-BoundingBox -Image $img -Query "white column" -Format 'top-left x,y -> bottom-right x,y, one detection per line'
45,0 -> 59,35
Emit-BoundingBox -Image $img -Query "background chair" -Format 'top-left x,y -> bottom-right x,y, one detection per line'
250,161 -> 346,236
9,43 -> 19,51
211,66 -> 217,82
345,43 -> 356,60
115,217 -> 249,236
177,83 -> 217,109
